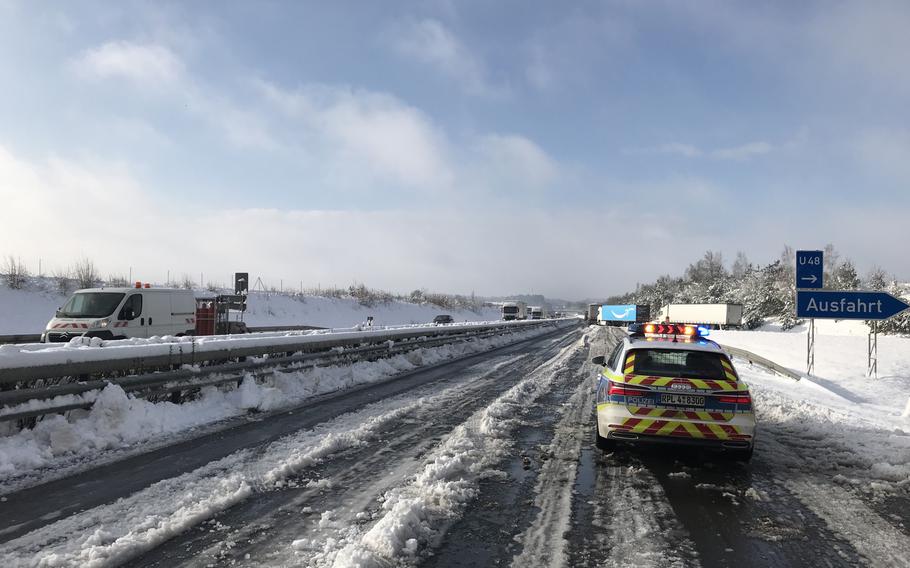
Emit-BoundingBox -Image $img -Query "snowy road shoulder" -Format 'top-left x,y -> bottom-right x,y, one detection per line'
0,326 -> 559,492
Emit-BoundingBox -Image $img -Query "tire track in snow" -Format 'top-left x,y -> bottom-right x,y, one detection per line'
314,331 -> 588,567
509,353 -> 597,567
784,478 -> 910,567
1,330 -> 577,568
126,329 -> 581,567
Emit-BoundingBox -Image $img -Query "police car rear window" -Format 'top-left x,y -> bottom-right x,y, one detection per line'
632,349 -> 728,381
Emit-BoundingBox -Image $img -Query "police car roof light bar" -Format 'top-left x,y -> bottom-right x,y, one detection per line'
629,322 -> 708,338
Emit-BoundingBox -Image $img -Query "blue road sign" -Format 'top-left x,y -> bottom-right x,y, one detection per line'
796,250 -> 823,289
599,304 -> 637,322
797,290 -> 910,320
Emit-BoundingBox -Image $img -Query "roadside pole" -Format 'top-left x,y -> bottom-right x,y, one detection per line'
867,321 -> 878,378
807,318 -> 815,376
796,250 -> 823,377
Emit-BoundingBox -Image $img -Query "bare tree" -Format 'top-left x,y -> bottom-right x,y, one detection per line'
181,274 -> 195,290
72,258 -> 99,289
53,267 -> 73,296
1,255 -> 30,289
106,274 -> 129,287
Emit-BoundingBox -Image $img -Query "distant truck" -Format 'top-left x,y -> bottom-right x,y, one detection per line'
585,303 -> 600,324
43,284 -> 249,342
501,301 -> 528,321
656,303 -> 743,329
597,304 -> 651,326
529,306 -> 547,320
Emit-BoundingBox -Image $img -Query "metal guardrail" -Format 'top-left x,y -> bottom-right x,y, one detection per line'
0,320 -> 562,384
0,325 -> 327,346
0,320 -> 578,423
719,344 -> 802,381
0,334 -> 41,344
0,326 -> 553,423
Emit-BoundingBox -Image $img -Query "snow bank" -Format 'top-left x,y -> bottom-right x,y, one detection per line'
0,353 -> 536,566
0,320 -> 541,370
0,326 -> 554,488
720,327 -> 910,495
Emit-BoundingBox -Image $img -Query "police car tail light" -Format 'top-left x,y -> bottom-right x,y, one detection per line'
719,394 -> 751,405
608,383 -> 650,397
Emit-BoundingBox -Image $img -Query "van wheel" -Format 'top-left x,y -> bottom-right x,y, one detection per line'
595,420 -> 615,452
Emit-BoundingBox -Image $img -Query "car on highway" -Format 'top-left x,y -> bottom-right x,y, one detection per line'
432,314 -> 454,324
592,323 -> 756,461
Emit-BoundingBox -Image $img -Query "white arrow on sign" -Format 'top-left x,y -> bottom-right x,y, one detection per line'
801,275 -> 818,284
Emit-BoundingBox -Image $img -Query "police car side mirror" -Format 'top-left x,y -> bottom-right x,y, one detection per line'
591,355 -> 606,366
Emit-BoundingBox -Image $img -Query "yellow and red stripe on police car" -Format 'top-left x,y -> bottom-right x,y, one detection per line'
720,358 -> 739,381
620,374 -> 745,392
608,417 -> 752,440
626,406 -> 735,422
623,352 -> 636,375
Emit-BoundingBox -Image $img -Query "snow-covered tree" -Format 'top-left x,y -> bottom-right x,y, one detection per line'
731,251 -> 751,279
865,267 -> 888,291
832,260 -> 860,290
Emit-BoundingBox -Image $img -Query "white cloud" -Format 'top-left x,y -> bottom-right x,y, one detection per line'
631,141 -> 772,161
0,145 -> 722,298
389,18 -> 502,97
853,128 -> 910,185
72,41 -> 185,87
656,143 -> 704,158
809,0 -> 910,95
475,134 -> 559,189
258,81 -> 455,191
710,141 -> 772,160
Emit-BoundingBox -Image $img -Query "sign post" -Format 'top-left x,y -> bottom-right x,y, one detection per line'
796,250 -> 823,375
868,321 -> 878,378
807,318 -> 815,375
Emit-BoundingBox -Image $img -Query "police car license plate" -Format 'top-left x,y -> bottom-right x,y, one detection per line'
659,394 -> 705,407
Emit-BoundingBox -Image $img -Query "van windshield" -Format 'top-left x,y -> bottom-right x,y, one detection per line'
59,293 -> 125,318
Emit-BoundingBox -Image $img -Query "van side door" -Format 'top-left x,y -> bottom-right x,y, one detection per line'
143,292 -> 173,338
117,293 -> 146,338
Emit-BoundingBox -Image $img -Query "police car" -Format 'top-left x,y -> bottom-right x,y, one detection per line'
592,323 -> 755,461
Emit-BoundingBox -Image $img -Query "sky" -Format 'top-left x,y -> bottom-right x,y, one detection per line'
1,0 -> 909,300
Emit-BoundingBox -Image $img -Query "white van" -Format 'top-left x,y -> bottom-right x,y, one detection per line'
42,286 -> 197,342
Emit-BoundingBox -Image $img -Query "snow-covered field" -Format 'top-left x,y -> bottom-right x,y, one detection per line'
714,323 -> 910,495
0,281 -> 500,335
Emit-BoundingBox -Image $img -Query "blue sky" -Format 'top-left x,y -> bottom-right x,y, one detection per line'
1,0 -> 908,299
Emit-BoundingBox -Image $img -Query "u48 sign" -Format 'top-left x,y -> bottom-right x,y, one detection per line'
796,250 -> 823,289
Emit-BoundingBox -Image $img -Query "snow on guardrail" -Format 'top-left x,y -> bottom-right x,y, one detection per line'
0,319 -> 576,383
